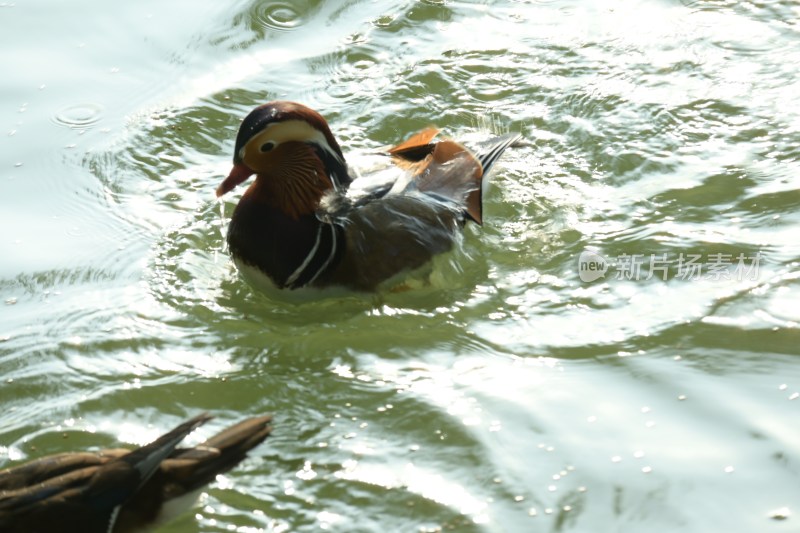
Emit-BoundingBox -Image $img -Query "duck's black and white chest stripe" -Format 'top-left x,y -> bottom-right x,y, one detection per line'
283,220 -> 342,289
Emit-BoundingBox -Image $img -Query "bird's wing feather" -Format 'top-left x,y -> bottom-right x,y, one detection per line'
385,127 -> 440,162
115,414 -> 273,530
327,194 -> 463,291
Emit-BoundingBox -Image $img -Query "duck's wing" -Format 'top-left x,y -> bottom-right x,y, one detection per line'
316,132 -> 520,290
0,414 -> 211,533
346,130 -> 520,222
385,127 -> 440,164
171,414 -> 272,480
115,414 -> 273,532
326,192 -> 465,291
338,128 -> 441,208
0,450 -> 127,493
390,132 -> 521,225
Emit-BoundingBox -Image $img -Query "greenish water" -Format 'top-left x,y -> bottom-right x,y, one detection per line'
2,0 -> 799,531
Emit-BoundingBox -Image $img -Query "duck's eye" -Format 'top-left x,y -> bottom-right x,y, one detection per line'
260,141 -> 276,153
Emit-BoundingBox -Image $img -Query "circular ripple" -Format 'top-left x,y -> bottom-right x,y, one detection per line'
52,103 -> 104,129
254,2 -> 304,31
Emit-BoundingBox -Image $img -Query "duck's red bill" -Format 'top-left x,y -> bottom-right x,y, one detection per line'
216,163 -> 254,197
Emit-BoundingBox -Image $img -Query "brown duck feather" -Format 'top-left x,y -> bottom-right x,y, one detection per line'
0,414 -> 272,533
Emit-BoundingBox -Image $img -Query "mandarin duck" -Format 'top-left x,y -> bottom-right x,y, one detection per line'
0,413 -> 272,533
216,101 -> 520,292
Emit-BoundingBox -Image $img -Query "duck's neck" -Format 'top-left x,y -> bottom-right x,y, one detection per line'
253,171 -> 332,219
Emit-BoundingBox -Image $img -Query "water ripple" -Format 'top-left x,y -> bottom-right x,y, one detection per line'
5,0 -> 800,530
252,1 -> 306,31
52,103 -> 104,129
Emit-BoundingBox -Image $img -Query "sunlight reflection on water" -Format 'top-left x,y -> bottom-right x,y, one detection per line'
1,0 -> 799,531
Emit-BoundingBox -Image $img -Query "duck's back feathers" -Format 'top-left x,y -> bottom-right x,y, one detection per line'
313,131 -> 520,290
324,193 -> 463,291
116,414 -> 273,532
0,414 -> 210,533
0,414 -> 272,533
381,131 -> 520,224
0,451 -> 126,493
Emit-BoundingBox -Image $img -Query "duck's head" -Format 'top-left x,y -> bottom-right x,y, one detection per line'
216,101 -> 349,216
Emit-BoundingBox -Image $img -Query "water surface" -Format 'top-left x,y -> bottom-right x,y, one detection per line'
1,0 -> 799,531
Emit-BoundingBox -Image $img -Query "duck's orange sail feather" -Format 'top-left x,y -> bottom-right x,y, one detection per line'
386,127 -> 440,161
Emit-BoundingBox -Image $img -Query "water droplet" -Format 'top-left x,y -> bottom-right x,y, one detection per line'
66,336 -> 82,346
768,507 -> 791,520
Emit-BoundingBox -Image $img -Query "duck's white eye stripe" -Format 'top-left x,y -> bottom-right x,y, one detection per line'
251,120 -> 343,163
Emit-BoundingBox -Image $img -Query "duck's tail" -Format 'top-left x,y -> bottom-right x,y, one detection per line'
473,133 -> 522,176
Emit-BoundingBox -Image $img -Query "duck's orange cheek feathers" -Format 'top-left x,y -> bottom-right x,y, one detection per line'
216,163 -> 255,197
